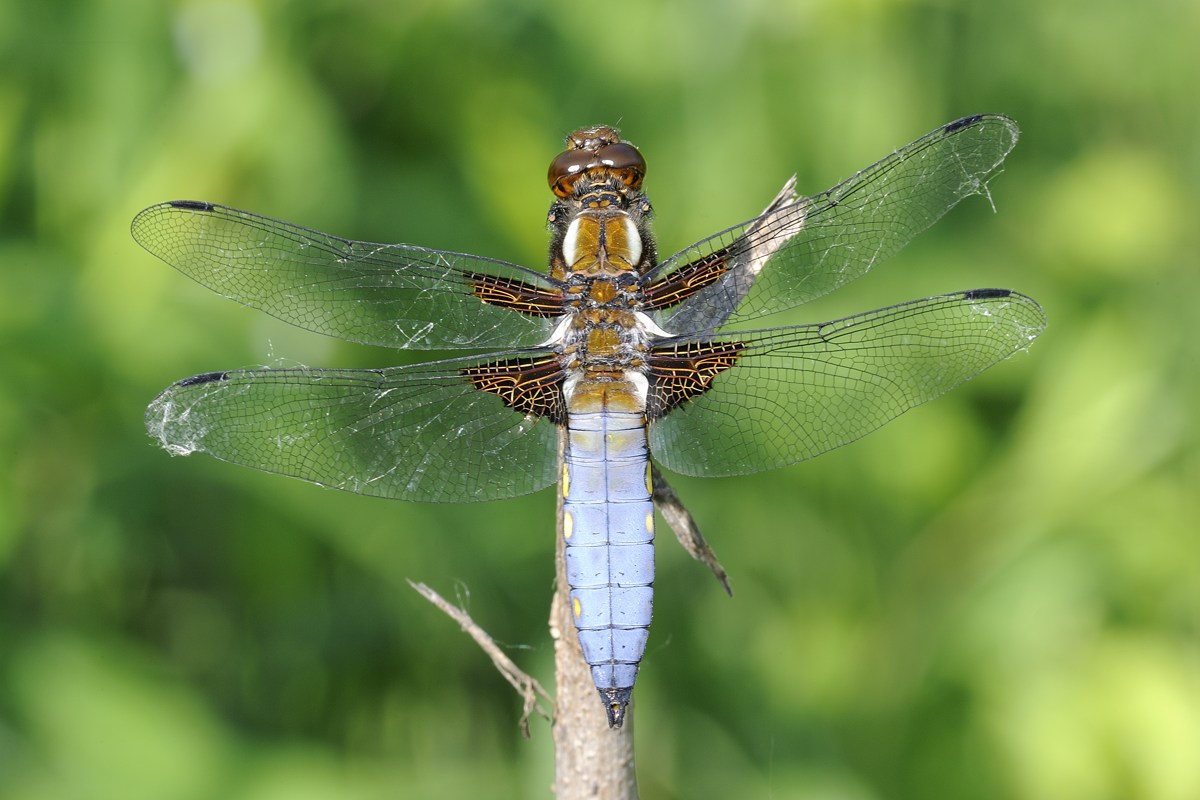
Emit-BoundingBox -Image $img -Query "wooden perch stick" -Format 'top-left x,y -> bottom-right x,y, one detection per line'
551,428 -> 639,798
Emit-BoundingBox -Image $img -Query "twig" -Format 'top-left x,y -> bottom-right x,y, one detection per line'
651,465 -> 733,596
408,579 -> 552,737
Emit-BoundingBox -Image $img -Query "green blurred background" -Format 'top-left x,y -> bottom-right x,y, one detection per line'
2,0 -> 1197,797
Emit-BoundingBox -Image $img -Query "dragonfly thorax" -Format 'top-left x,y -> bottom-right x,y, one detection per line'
549,199 -> 656,281
550,207 -> 663,408
562,213 -> 643,276
549,165 -> 662,409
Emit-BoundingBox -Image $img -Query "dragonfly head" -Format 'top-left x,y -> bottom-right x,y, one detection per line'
548,125 -> 646,200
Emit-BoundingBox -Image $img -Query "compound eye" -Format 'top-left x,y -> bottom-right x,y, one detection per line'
597,142 -> 646,190
597,142 -> 645,172
548,149 -> 593,197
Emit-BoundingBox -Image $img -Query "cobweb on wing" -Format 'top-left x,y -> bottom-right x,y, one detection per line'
147,383 -> 206,456
146,373 -> 243,456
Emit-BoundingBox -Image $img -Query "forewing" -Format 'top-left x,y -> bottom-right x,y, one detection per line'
649,115 -> 1020,334
132,201 -> 561,350
649,289 -> 1046,477
145,352 -> 562,502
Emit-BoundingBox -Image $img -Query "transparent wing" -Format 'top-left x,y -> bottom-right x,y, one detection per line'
649,289 -> 1046,477
145,352 -> 562,502
649,115 -> 1020,334
132,201 -> 561,350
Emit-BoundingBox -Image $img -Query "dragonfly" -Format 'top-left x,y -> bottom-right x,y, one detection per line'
135,114 -> 1045,728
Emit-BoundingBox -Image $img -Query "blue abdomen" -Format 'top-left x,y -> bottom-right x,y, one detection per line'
562,406 -> 655,726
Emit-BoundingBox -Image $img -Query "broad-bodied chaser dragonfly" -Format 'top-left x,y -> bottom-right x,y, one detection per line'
136,114 -> 1045,728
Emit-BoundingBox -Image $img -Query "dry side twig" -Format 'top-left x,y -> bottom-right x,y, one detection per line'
408,579 -> 553,737
651,465 -> 732,596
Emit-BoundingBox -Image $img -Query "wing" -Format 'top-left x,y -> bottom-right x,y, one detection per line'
647,115 -> 1020,334
145,351 -> 564,502
132,201 -> 564,350
648,289 -> 1046,477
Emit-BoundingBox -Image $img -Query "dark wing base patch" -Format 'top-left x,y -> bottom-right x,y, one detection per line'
463,355 -> 567,423
642,252 -> 729,310
469,272 -> 567,317
646,340 -> 744,418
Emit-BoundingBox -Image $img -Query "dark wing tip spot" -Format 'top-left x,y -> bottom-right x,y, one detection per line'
962,288 -> 1012,300
167,200 -> 216,211
176,371 -> 229,387
943,114 -> 986,134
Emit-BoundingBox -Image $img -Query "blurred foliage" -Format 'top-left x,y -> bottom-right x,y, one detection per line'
1,0 -> 1197,797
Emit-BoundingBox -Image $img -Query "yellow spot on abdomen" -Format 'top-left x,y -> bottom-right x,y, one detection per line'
645,510 -> 654,535
645,463 -> 653,495
563,510 -> 574,540
562,463 -> 571,497
572,597 -> 582,617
